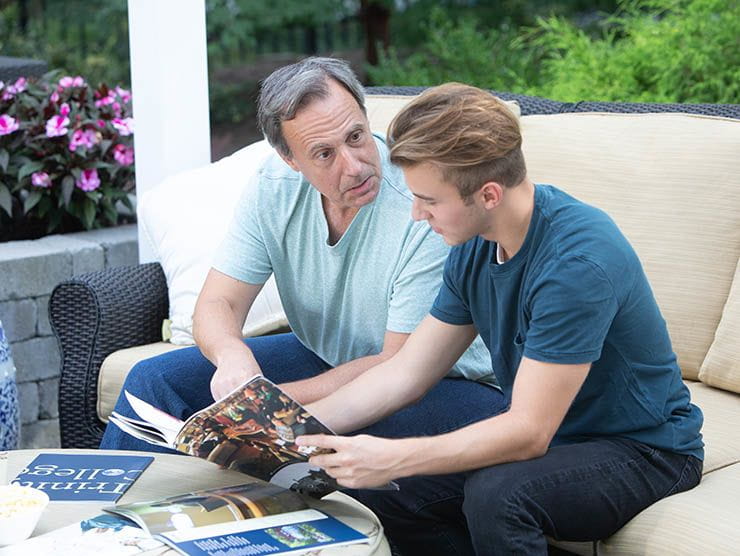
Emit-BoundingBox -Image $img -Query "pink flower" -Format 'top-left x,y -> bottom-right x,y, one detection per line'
0,114 -> 19,135
9,77 -> 26,94
69,129 -> 99,152
75,168 -> 100,192
31,172 -> 51,188
112,144 -> 134,166
111,117 -> 134,136
60,102 -> 71,117
97,119 -> 106,128
0,77 -> 27,100
115,86 -> 132,103
95,93 -> 115,108
59,75 -> 85,88
112,102 -> 122,116
50,90 -> 60,103
45,114 -> 70,137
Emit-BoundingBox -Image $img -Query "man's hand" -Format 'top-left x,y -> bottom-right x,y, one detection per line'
296,433 -> 414,489
209,346 -> 263,400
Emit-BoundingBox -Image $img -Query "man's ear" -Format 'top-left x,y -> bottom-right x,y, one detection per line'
278,150 -> 300,172
480,181 -> 504,209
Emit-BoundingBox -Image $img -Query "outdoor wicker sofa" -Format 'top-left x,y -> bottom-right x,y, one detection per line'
50,88 -> 740,554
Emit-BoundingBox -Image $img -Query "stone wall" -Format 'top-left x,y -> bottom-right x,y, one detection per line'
0,225 -> 138,448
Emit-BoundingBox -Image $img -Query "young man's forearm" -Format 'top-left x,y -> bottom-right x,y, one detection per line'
389,412 -> 548,479
280,352 -> 393,405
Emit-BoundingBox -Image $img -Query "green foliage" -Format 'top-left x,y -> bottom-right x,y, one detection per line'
370,0 -> 740,104
367,7 -> 538,92
205,0 -> 349,66
0,0 -> 131,88
528,0 -> 740,102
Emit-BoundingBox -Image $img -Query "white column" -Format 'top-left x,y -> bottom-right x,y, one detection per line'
127,0 -> 211,263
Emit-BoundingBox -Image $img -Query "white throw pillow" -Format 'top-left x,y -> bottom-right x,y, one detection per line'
138,140 -> 288,345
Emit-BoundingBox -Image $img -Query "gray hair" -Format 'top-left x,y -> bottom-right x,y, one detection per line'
257,57 -> 366,157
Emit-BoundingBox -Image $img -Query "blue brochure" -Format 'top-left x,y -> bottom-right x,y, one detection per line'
160,511 -> 368,556
12,452 -> 153,501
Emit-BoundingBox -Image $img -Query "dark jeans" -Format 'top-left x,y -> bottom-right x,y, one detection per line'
100,332 -> 508,450
351,438 -> 702,555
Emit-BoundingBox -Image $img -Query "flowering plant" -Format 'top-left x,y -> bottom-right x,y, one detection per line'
0,72 -> 135,240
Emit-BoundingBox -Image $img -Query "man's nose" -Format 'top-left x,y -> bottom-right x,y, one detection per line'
411,197 -> 427,221
340,146 -> 363,176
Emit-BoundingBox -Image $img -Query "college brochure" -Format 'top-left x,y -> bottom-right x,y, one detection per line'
104,482 -> 368,556
108,376 -> 339,497
11,453 -> 153,502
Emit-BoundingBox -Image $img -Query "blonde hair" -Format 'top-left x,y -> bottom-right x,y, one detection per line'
389,83 -> 526,200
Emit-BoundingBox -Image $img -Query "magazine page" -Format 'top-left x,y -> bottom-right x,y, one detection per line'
108,413 -> 173,448
174,376 -> 339,497
106,482 -> 308,536
159,509 -> 368,556
124,392 -> 184,442
0,513 -> 167,556
11,453 -> 153,502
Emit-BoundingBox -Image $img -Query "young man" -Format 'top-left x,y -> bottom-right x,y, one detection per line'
299,83 -> 704,555
101,61 -> 502,453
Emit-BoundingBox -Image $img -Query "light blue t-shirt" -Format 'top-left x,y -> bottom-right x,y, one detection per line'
213,134 -> 494,384
432,184 -> 703,459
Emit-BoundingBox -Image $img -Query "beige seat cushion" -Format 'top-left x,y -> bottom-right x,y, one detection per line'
685,380 -> 740,473
597,463 -> 740,554
699,257 -> 740,394
98,342 -> 188,422
521,113 -> 740,379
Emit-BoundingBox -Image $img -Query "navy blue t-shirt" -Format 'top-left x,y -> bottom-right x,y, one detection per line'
431,185 -> 703,459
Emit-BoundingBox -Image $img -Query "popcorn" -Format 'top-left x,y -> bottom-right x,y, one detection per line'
0,485 -> 46,517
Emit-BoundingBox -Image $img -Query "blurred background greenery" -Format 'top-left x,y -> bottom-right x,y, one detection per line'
1,0 -> 738,159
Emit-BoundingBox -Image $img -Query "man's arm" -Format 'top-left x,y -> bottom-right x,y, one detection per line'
279,330 -> 408,404
193,268 -> 264,400
301,354 -> 590,488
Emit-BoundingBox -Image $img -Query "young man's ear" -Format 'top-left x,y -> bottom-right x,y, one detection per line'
479,181 -> 504,209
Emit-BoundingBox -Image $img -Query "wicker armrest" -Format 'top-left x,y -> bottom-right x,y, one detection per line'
49,262 -> 168,448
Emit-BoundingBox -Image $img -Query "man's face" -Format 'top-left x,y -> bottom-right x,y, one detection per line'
404,163 -> 489,246
280,80 -> 381,210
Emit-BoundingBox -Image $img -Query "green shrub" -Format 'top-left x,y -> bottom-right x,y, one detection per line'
528,0 -> 740,103
370,0 -> 740,104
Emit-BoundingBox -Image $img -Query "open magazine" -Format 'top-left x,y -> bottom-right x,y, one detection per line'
104,481 -> 369,556
108,376 -> 341,498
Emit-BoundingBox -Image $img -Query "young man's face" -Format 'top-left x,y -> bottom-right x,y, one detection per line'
404,162 -> 489,245
280,79 -> 381,211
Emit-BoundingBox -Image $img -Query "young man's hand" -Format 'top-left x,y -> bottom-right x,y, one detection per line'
296,433 -> 415,488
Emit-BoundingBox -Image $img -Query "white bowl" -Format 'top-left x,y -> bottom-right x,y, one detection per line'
0,484 -> 50,546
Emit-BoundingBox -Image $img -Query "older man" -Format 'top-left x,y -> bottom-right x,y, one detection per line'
101,59 -> 504,453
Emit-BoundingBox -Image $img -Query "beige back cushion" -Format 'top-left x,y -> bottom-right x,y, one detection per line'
699,257 -> 740,393
521,113 -> 740,379
365,94 -> 521,135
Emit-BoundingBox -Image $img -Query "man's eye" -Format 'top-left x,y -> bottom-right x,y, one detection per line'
350,131 -> 362,142
317,150 -> 331,160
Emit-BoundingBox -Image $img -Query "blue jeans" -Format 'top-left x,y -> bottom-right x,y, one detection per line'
352,437 -> 702,555
101,333 -> 508,451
